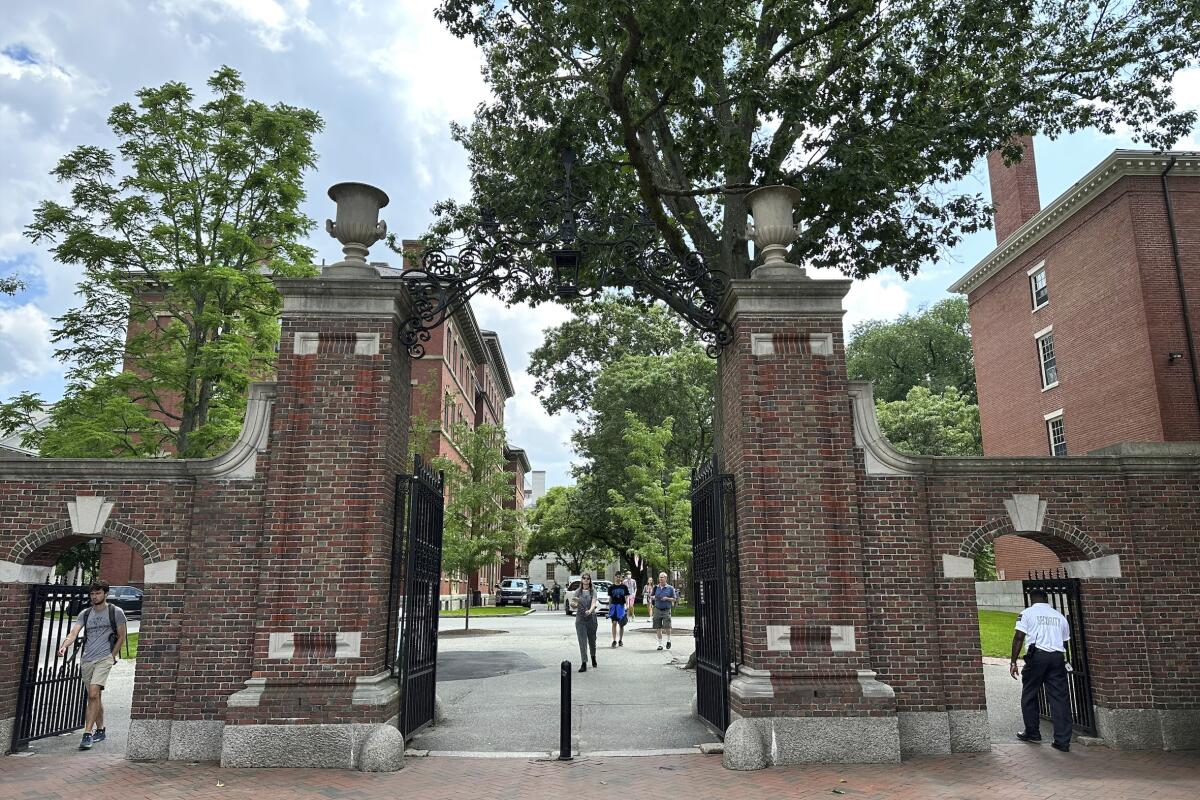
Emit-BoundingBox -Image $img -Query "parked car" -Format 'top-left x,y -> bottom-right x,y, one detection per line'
106,585 -> 143,617
496,577 -> 531,607
565,577 -> 612,615
530,583 -> 547,603
564,576 -> 582,615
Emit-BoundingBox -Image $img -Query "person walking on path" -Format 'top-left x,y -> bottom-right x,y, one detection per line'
552,583 -> 561,611
573,573 -> 599,672
1010,589 -> 1073,752
622,571 -> 638,621
56,582 -> 128,751
608,578 -> 630,647
651,572 -> 677,650
643,580 -> 654,617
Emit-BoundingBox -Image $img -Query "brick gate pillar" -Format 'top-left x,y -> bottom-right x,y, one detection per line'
717,269 -> 901,766
219,246 -> 412,768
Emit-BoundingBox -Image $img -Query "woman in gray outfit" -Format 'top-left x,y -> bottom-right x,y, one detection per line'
573,573 -> 599,672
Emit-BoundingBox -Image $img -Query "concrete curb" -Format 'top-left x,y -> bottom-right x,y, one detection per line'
417,747 -> 708,759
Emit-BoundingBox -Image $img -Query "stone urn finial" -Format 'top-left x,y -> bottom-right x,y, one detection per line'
745,184 -> 806,280
324,182 -> 390,277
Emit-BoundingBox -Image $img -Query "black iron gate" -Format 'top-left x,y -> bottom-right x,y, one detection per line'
13,584 -> 90,750
386,455 -> 445,739
1023,570 -> 1096,734
691,455 -> 739,736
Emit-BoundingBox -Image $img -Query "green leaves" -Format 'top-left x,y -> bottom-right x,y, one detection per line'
2,67 -> 323,458
435,423 -> 527,584
528,294 -> 693,415
525,485 -> 613,574
846,298 -> 976,404
606,413 -> 692,574
434,1 -> 1198,291
874,385 -> 983,457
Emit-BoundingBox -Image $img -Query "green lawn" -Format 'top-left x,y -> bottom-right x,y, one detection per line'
122,632 -> 139,659
440,606 -> 530,617
978,610 -> 1017,658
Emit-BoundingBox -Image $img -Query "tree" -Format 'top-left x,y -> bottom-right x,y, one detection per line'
569,345 -> 714,581
577,345 -> 715,475
0,274 -> 23,295
525,485 -> 613,574
432,0 -> 1196,304
528,294 -> 692,415
435,422 -> 525,629
874,386 -> 982,456
0,67 -> 323,457
54,539 -> 102,584
607,413 -> 692,577
847,298 -> 976,403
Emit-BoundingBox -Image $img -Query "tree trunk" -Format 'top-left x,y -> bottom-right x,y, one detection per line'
464,583 -> 471,630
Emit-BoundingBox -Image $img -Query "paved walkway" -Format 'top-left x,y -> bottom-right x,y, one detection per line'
3,746 -> 1197,800
417,607 -> 716,752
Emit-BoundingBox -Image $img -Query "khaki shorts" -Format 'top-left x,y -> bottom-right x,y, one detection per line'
80,657 -> 115,688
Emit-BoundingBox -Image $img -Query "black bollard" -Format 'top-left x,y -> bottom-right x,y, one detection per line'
559,659 -> 572,760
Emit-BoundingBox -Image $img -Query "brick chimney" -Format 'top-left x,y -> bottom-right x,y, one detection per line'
987,134 -> 1041,244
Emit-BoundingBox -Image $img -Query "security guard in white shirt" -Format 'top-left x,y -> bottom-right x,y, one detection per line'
1009,590 -> 1073,751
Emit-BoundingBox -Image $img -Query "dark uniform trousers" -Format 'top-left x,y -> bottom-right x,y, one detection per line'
1021,645 -> 1073,745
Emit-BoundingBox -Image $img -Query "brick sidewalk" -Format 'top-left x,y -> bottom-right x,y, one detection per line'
2,746 -> 1197,800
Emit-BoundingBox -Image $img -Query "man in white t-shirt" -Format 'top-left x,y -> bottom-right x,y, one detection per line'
1009,589 -> 1073,752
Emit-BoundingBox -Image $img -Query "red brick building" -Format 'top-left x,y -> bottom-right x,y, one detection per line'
951,142 -> 1200,578
407,295 -> 527,604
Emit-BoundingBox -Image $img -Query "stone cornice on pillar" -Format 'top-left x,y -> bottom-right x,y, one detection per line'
275,274 -> 412,319
720,277 -> 852,324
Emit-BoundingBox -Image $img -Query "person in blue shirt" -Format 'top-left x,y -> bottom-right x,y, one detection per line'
651,572 -> 677,650
608,579 -> 629,647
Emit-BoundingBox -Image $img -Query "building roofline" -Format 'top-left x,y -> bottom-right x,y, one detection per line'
481,331 -> 515,398
504,445 -> 531,473
949,149 -> 1200,295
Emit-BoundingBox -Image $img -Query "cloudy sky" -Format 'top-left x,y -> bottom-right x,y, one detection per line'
2,1 -> 1198,488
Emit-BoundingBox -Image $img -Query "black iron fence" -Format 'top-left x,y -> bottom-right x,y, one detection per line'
691,455 -> 738,736
391,455 -> 445,739
13,584 -> 90,750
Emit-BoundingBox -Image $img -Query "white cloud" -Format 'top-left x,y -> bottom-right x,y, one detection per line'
1171,68 -> 1200,149
808,268 -> 912,336
154,0 -> 325,51
0,304 -> 55,389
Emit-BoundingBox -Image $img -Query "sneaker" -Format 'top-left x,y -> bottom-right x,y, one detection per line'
1016,732 -> 1042,743
657,644 -> 664,651
1051,741 -> 1070,753
611,641 -> 617,648
92,728 -> 106,743
79,733 -> 93,750
666,641 -> 671,650
618,640 -> 624,647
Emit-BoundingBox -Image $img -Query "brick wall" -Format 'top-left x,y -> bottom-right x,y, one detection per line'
100,539 -> 145,586
718,273 -> 1200,757
993,535 -> 1060,579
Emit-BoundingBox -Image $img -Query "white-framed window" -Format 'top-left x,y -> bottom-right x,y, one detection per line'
1035,326 -> 1058,389
1045,410 -> 1067,456
1028,261 -> 1049,310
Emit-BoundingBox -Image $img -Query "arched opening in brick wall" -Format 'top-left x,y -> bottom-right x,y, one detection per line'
4,522 -> 159,758
956,516 -> 1109,745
